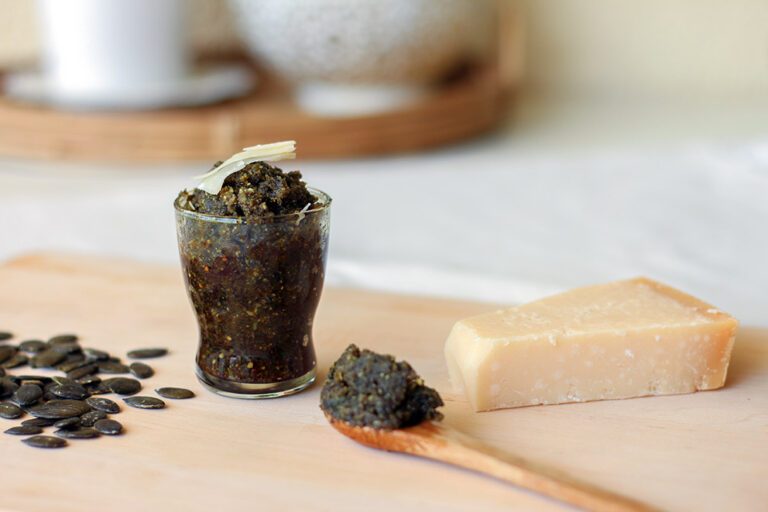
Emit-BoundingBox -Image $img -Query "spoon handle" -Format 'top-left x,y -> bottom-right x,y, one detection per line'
410,423 -> 657,512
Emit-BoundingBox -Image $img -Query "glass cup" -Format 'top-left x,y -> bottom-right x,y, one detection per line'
174,188 -> 331,398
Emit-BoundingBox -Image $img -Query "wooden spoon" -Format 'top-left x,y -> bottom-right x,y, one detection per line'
326,415 -> 657,512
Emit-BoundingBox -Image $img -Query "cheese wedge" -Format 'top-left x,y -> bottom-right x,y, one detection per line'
444,278 -> 738,411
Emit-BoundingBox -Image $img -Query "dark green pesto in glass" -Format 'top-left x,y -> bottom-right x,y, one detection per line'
320,344 -> 444,429
175,162 -> 331,398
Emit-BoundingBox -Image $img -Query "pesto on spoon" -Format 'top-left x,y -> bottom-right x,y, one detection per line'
320,344 -> 443,430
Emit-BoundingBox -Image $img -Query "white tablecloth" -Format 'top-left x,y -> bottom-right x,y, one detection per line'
1,98 -> 766,325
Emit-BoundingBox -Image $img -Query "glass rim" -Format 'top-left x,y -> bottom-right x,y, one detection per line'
174,186 -> 331,225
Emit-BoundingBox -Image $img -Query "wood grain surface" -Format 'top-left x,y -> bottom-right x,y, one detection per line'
0,63 -> 509,162
1,253 -> 766,512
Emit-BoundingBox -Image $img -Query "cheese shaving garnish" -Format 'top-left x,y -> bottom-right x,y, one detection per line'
196,141 -> 296,195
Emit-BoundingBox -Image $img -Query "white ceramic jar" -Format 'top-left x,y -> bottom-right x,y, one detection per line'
229,0 -> 494,116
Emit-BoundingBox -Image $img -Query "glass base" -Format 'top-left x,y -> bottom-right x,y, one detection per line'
195,365 -> 316,399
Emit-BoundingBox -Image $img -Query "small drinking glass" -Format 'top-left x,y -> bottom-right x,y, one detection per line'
174,188 -> 331,398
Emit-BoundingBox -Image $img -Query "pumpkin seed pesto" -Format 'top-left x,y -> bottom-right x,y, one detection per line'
320,345 -> 444,430
175,161 -> 329,389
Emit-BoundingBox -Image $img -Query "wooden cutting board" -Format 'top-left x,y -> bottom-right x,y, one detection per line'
1,253 -> 766,512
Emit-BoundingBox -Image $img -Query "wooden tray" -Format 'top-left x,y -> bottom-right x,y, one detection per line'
1,253 -> 766,512
0,7 -> 521,162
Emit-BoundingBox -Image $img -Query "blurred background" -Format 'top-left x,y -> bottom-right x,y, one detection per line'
0,0 -> 766,323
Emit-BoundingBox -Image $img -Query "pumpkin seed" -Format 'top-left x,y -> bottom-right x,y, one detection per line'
83,348 -> 110,361
5,424 -> 43,435
50,342 -> 82,355
76,375 -> 101,386
51,376 -> 76,386
85,397 -> 120,414
104,377 -> 142,396
50,383 -> 89,400
123,396 -> 165,409
19,379 -> 46,388
57,358 -> 91,373
16,375 -> 52,385
129,362 -> 154,379
155,387 -> 195,400
28,399 -> 91,419
0,345 -> 16,365
48,334 -> 78,345
53,417 -> 81,430
13,384 -> 43,407
2,353 -> 28,369
98,361 -> 130,374
31,350 -> 66,368
62,352 -> 86,363
79,410 -> 107,427
19,339 -> 47,353
94,418 -> 123,435
87,382 -> 111,395
67,364 -> 98,380
23,435 -> 67,448
127,348 -> 168,359
0,402 -> 23,419
0,331 -> 13,341
54,427 -> 100,439
0,377 -> 19,399
22,417 -> 56,427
